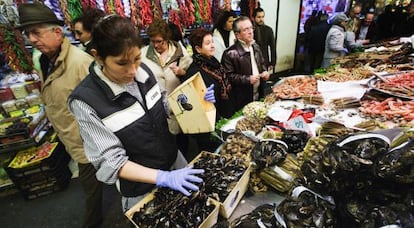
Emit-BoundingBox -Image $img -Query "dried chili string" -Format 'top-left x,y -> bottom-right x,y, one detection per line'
114,0 -> 125,17
0,24 -> 33,73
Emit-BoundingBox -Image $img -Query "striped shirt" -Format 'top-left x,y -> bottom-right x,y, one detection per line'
69,81 -> 149,184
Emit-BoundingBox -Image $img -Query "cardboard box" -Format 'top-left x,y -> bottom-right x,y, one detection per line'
168,72 -> 216,134
191,151 -> 251,218
125,190 -> 219,228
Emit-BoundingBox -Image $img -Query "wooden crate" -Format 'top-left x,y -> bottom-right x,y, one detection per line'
168,73 -> 216,134
125,190 -> 219,228
191,151 -> 251,218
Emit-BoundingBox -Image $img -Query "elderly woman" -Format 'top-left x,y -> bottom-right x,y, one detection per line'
141,19 -> 192,135
141,19 -> 192,94
212,10 -> 237,61
321,13 -> 349,68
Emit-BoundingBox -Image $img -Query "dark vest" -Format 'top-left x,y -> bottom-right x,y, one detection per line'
70,63 -> 177,197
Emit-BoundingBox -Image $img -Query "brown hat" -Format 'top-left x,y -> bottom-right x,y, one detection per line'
17,3 -> 64,28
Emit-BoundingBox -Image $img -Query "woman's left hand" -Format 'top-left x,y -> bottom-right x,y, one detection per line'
170,65 -> 185,76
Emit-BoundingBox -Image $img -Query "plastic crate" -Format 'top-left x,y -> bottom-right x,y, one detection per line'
5,142 -> 70,179
14,165 -> 71,192
0,115 -> 49,153
5,142 -> 71,200
20,175 -> 70,200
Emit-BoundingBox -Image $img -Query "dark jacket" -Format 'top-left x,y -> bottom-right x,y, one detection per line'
70,63 -> 177,197
185,55 -> 234,119
254,24 -> 276,68
355,22 -> 378,42
221,41 -> 267,113
307,21 -> 331,54
395,13 -> 414,37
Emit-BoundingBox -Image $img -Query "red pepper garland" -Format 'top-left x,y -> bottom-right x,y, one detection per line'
169,9 -> 182,34
178,0 -> 195,28
10,0 -> 213,34
140,0 -> 154,27
114,0 -> 125,17
80,0 -> 97,11
0,24 -> 33,73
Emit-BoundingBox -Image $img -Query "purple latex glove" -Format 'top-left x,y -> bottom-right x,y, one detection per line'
204,84 -> 216,103
156,167 -> 204,196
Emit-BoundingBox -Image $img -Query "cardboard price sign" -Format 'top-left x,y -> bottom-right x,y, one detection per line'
285,116 -> 312,136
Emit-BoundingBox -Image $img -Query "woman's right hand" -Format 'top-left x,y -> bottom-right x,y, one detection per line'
156,167 -> 204,196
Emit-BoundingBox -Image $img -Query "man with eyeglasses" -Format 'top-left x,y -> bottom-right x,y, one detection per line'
221,16 -> 270,115
18,3 -> 103,227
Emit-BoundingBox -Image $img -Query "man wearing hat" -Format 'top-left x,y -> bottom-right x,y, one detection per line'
321,13 -> 349,68
18,3 -> 103,227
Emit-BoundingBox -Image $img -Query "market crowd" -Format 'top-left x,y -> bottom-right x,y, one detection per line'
304,2 -> 414,72
15,2 -> 276,227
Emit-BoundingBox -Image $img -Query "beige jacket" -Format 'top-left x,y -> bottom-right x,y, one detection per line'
141,41 -> 192,94
40,38 -> 93,164
141,41 -> 192,134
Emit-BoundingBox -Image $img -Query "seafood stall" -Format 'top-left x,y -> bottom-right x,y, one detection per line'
206,42 -> 414,227
123,40 -> 414,227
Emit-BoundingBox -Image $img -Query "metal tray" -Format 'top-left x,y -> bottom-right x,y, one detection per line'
367,72 -> 414,100
271,75 -> 316,100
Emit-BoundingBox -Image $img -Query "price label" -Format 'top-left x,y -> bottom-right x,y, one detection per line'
285,115 -> 312,135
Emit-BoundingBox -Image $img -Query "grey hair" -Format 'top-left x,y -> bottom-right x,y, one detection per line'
232,16 -> 250,33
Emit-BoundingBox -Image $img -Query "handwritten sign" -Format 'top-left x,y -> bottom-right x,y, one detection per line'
285,115 -> 312,136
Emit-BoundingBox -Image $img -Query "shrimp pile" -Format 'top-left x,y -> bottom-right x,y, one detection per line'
359,97 -> 414,123
374,71 -> 414,98
271,76 -> 319,99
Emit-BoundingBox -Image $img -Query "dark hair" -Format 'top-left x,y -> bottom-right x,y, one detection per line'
214,10 -> 237,30
252,7 -> 265,18
168,22 -> 183,43
92,15 -> 141,59
72,8 -> 105,32
233,16 -> 251,33
146,19 -> 172,41
189,28 -> 212,54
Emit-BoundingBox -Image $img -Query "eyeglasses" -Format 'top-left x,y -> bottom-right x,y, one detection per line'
240,26 -> 254,33
22,27 -> 54,38
150,39 -> 165,45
